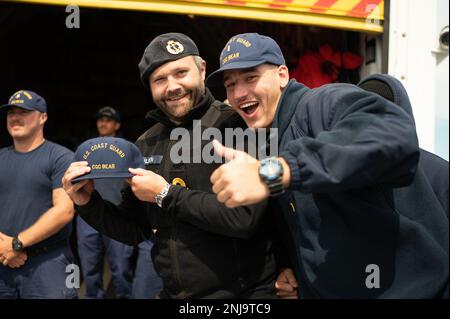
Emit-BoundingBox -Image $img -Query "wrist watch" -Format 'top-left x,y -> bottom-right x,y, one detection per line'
259,157 -> 285,197
155,183 -> 171,208
12,237 -> 25,252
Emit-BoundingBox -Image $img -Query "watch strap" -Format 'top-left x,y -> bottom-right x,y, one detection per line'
155,183 -> 171,208
12,237 -> 25,252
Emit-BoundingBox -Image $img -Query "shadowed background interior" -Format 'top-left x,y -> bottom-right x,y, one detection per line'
0,2 -> 360,150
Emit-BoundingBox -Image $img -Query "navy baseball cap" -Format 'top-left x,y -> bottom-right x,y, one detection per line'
139,33 -> 200,89
96,106 -> 121,123
206,33 -> 286,87
0,90 -> 47,112
72,137 -> 144,182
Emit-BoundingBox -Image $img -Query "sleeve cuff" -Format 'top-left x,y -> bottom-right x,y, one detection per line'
161,185 -> 184,212
75,190 -> 101,216
280,152 -> 302,190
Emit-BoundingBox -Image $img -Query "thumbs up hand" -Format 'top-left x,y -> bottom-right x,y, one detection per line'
210,140 -> 269,208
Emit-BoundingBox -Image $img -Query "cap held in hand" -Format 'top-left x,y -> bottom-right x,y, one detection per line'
72,137 -> 144,182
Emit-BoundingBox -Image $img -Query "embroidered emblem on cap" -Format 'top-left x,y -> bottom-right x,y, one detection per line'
11,90 -> 32,103
166,40 -> 184,55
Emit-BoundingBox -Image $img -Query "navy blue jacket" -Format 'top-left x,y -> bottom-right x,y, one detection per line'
275,80 -> 449,298
419,149 -> 449,216
358,73 -> 449,217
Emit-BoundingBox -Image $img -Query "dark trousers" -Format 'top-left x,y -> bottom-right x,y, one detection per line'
77,216 -> 134,299
132,239 -> 162,299
0,245 -> 78,299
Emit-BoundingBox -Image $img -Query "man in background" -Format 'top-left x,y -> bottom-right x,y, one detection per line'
76,106 -> 135,299
0,90 -> 76,299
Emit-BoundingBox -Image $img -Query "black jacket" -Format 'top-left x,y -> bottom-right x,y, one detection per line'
276,80 -> 448,298
76,89 -> 278,299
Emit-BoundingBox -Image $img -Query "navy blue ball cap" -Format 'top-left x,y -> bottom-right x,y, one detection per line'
72,137 -> 144,182
139,33 -> 200,89
206,33 -> 286,87
96,106 -> 121,123
0,90 -> 47,113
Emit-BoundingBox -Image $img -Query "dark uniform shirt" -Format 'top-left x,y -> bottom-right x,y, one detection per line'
0,140 -> 73,249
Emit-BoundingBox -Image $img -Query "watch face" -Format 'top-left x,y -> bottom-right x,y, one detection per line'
12,238 -> 23,251
260,158 -> 282,181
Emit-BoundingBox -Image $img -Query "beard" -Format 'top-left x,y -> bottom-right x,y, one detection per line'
157,85 -> 205,123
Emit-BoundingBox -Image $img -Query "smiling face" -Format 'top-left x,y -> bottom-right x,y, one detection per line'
6,107 -> 47,141
223,63 -> 289,128
149,56 -> 206,124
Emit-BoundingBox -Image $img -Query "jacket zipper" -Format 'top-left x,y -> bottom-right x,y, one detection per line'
162,136 -> 186,297
169,225 -> 185,297
233,239 -> 247,294
284,192 -> 321,299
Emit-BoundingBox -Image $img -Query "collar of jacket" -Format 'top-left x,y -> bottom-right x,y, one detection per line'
145,88 -> 215,128
272,79 -> 309,140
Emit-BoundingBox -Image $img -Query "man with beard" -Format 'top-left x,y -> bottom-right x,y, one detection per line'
62,33 -> 279,298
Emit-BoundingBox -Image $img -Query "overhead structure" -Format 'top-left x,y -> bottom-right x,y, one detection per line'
9,0 -> 384,32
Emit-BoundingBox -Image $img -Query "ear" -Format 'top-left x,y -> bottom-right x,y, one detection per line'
40,112 -> 48,125
278,65 -> 290,89
200,59 -> 207,81
115,122 -> 121,131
